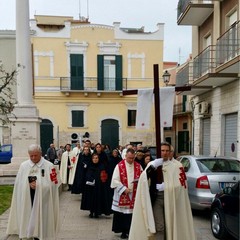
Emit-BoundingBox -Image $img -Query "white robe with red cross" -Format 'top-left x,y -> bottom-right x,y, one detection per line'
129,159 -> 196,240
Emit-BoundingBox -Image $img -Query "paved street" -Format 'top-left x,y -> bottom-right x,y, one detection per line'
0,189 -> 225,240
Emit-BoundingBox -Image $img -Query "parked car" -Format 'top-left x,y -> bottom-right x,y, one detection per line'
0,144 -> 12,164
211,181 -> 239,240
177,155 -> 240,210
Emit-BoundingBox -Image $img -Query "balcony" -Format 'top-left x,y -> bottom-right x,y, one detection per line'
176,62 -> 213,95
173,102 -> 192,115
177,0 -> 215,26
176,40 -> 238,95
60,77 -> 127,93
176,62 -> 193,86
216,20 -> 240,74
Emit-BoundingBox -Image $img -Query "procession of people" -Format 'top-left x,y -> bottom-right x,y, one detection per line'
6,140 -> 196,240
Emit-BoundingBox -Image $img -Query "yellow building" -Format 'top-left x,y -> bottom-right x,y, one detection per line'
30,15 -> 165,153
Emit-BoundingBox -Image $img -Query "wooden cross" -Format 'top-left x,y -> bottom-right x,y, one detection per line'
122,64 -> 191,158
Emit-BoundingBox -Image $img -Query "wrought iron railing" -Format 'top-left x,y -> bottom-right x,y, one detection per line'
216,21 -> 240,67
60,77 -> 127,92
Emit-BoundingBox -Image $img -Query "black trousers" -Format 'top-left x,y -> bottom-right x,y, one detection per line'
112,211 -> 132,234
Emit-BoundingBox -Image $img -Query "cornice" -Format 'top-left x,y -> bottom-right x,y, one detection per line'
71,24 -> 114,30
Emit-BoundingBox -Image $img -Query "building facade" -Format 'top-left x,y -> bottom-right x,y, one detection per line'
176,0 -> 240,157
29,15 -> 164,153
163,61 -> 193,156
0,30 -> 16,145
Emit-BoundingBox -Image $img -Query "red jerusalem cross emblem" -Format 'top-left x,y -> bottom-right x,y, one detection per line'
179,167 -> 187,188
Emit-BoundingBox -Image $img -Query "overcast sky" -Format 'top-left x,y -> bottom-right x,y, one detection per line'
0,0 -> 192,64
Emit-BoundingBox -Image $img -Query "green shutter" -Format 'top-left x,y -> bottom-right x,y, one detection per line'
97,55 -> 104,90
115,55 -> 122,90
178,131 -> 189,153
72,111 -> 84,127
70,54 -> 84,90
128,110 -> 136,126
182,95 -> 187,112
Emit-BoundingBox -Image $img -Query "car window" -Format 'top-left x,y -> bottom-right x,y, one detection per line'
231,182 -> 239,196
180,157 -> 190,171
196,158 -> 240,173
1,145 -> 11,152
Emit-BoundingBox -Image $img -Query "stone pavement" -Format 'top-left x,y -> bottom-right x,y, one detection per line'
0,189 -> 218,240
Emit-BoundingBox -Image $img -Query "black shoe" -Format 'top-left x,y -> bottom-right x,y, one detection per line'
120,232 -> 128,239
89,213 -> 93,218
94,214 -> 99,218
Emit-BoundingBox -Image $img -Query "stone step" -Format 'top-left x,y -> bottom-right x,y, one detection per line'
0,176 -> 16,185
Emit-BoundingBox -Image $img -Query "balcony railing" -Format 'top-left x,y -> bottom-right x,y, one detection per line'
173,102 -> 191,114
177,0 -> 191,19
216,21 -> 240,67
177,0 -> 219,26
176,62 -> 193,86
192,45 -> 216,79
60,77 -> 127,92
174,103 -> 185,114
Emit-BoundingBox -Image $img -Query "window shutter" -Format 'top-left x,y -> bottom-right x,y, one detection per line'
72,111 -> 84,127
70,54 -> 84,90
182,95 -> 187,112
97,55 -> 104,90
115,55 -> 122,90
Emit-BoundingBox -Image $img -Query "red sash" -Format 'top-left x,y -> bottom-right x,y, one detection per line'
118,160 -> 141,209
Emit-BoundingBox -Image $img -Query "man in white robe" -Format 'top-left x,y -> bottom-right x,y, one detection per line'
72,141 -> 82,157
129,142 -> 196,240
6,144 -> 60,240
59,143 -> 76,190
111,148 -> 142,239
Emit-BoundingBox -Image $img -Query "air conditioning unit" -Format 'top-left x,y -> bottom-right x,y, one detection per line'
198,101 -> 210,115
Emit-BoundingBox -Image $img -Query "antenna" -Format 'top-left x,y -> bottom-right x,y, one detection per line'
79,0 -> 81,20
87,0 -> 89,20
178,47 -> 181,64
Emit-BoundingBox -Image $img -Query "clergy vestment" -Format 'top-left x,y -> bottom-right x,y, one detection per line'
59,150 -> 77,185
111,160 -> 142,235
129,159 -> 196,240
6,158 -> 60,240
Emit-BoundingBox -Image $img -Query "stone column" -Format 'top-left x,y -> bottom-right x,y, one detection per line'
9,0 -> 41,167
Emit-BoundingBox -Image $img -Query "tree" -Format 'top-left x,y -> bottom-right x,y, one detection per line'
0,64 -> 17,125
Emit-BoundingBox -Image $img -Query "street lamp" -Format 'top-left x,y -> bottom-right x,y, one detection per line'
162,70 -> 171,86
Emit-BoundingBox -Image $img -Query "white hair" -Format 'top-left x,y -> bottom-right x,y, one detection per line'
28,144 -> 42,153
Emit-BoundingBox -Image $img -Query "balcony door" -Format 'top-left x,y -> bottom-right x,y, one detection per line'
104,56 -> 116,90
97,55 -> 122,91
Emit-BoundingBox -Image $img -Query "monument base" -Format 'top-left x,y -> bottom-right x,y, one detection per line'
9,105 -> 42,166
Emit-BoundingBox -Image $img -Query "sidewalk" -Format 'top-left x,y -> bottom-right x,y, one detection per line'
0,191 -> 118,240
0,190 -> 216,240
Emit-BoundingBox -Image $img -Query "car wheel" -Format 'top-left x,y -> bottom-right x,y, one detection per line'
211,208 -> 228,239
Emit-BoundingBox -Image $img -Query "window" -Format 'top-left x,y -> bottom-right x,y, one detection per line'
183,122 -> 188,130
97,55 -> 122,90
72,110 -> 84,127
128,110 -> 136,126
164,127 -> 172,130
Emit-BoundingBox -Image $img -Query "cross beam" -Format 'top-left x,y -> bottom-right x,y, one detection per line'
122,64 -> 191,158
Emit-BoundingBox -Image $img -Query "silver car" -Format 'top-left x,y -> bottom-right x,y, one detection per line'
177,155 -> 240,210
